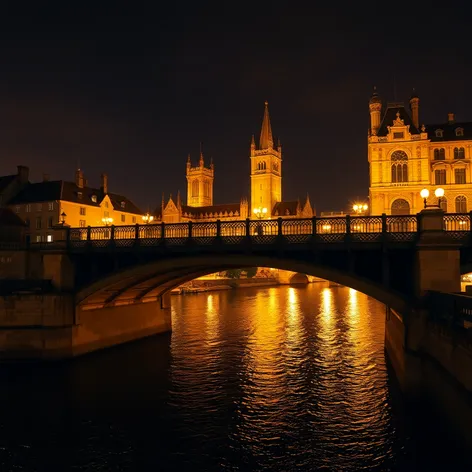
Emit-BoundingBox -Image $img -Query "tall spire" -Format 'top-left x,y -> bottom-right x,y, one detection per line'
199,142 -> 204,166
259,101 -> 273,149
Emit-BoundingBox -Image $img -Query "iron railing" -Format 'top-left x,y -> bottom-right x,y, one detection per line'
31,213 -> 472,249
425,291 -> 472,329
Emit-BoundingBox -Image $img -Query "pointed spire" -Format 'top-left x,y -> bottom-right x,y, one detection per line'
251,134 -> 255,148
259,101 -> 273,149
187,153 -> 191,165
161,192 -> 165,213
210,156 -> 214,170
199,142 -> 204,166
177,190 -> 181,209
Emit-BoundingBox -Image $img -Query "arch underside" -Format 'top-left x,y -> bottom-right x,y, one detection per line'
77,254 -> 410,314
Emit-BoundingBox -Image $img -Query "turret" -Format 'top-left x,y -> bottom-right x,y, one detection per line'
369,86 -> 382,136
409,89 -> 420,129
250,135 -> 256,157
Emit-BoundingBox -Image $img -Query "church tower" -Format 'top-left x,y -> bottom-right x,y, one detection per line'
250,101 -> 282,215
186,150 -> 214,207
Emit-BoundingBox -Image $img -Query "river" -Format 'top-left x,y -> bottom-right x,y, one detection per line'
0,284 -> 467,471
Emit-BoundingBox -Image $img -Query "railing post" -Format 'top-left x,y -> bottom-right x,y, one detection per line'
312,216 -> 317,236
245,218 -> 251,238
161,221 -> 165,240
135,223 -> 140,242
469,211 -> 472,234
277,217 -> 283,236
188,220 -> 193,239
87,226 -> 91,241
345,215 -> 351,234
110,225 -> 115,242
381,213 -> 387,234
216,219 -> 221,237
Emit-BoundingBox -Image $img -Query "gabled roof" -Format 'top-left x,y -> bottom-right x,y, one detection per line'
0,175 -> 16,193
9,180 -> 142,215
376,103 -> 420,136
0,208 -> 28,227
426,121 -> 472,142
272,201 -> 299,216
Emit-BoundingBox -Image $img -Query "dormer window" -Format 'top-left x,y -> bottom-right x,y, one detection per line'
120,201 -> 126,209
456,127 -> 464,137
435,129 -> 443,138
91,195 -> 97,203
77,191 -> 82,199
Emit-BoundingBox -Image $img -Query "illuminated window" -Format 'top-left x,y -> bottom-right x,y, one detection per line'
434,148 -> 446,160
36,235 -> 41,242
455,168 -> 466,184
435,129 -> 443,138
121,201 -> 126,209
435,169 -> 446,185
455,195 -> 467,213
80,207 -> 86,215
454,147 -> 465,159
48,202 -> 54,211
121,214 -> 125,222
77,192 -> 83,199
456,128 -> 464,137
47,235 -> 53,243
91,195 -> 97,203
26,204 -> 31,213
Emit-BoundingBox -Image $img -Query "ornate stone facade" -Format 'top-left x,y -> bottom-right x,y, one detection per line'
368,89 -> 472,215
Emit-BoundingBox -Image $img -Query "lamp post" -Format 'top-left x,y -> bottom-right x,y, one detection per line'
142,213 -> 154,224
60,212 -> 67,225
420,188 -> 445,209
102,217 -> 113,226
253,207 -> 268,220
352,203 -> 368,215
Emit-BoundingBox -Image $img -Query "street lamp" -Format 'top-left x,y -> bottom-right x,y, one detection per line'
142,213 -> 154,224
420,188 -> 445,209
102,217 -> 113,226
253,207 -> 268,219
352,203 -> 368,215
60,212 -> 67,225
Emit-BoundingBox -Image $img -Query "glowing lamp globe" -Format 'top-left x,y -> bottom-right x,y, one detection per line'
420,188 -> 429,199
435,188 -> 445,198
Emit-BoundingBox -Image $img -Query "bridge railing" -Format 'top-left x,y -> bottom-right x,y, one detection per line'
425,291 -> 472,329
55,212 -> 472,248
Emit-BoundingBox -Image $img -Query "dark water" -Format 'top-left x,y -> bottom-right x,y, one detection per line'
0,284 -> 467,471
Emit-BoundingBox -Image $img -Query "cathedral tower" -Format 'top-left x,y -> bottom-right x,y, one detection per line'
250,101 -> 282,215
369,86 -> 382,135
186,150 -> 214,207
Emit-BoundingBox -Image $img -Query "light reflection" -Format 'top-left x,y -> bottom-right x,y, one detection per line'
205,294 -> 219,343
321,287 -> 333,323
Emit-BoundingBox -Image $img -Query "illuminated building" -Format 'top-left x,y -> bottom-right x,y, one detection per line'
157,102 -> 314,223
5,169 -> 143,242
368,88 -> 472,214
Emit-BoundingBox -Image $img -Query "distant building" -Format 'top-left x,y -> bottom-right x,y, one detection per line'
0,166 -> 30,208
5,169 -> 142,242
157,102 -> 314,223
368,88 -> 472,215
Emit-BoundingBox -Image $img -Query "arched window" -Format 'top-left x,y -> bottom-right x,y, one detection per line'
455,195 -> 467,213
257,161 -> 267,171
391,198 -> 410,215
454,147 -> 465,159
434,148 -> 445,160
192,180 -> 199,197
391,151 -> 408,183
456,128 -> 464,137
435,129 -> 443,138
204,182 -> 210,198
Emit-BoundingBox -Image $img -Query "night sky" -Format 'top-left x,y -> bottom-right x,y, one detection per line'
1,3 -> 472,213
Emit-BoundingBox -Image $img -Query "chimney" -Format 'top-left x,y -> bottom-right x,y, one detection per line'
17,165 -> 29,184
448,112 -> 455,124
100,173 -> 108,194
43,173 -> 50,182
75,169 -> 84,189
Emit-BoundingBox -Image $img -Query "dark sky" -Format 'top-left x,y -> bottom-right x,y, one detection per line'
1,2 -> 472,212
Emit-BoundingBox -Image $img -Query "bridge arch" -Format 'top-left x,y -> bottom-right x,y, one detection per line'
76,254 -> 410,314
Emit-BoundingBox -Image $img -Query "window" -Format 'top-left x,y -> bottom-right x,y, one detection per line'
440,197 -> 448,212
455,168 -> 466,184
36,235 -> 41,243
391,150 -> 408,183
35,216 -> 42,229
260,184 -> 263,190
454,147 -> 465,159
435,169 -> 446,185
80,207 -> 86,215
104,211 -> 109,218
391,199 -> 410,215
192,180 -> 199,197
393,132 -> 404,139
104,202 -> 109,208
257,161 -> 267,171
456,128 -> 464,137
434,148 -> 446,160
121,201 -> 126,209
26,204 -> 31,213
132,216 -> 136,224
455,195 -> 467,213
435,129 -> 443,138
77,191 -> 83,199
121,214 -> 125,223
91,195 -> 97,203
79,220 -> 86,227
25,218 -> 30,227
36,203 -> 42,211
15,205 -> 20,213
204,182 -> 210,198
48,202 -> 54,211
47,216 -> 53,228
47,235 -> 53,243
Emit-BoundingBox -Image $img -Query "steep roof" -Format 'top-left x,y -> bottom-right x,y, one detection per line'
272,201 -> 299,216
377,103 -> 420,136
259,101 -> 274,149
426,121 -> 472,142
0,175 -> 16,193
0,208 -> 28,227
9,180 -> 142,214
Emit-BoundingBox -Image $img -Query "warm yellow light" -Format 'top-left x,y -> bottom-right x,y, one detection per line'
353,204 -> 359,211
435,187 -> 445,198
363,204 -> 368,211
253,208 -> 260,214
322,224 -> 331,232
420,188 -> 429,199
262,207 -> 267,214
142,213 -> 154,223
102,217 -> 113,225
